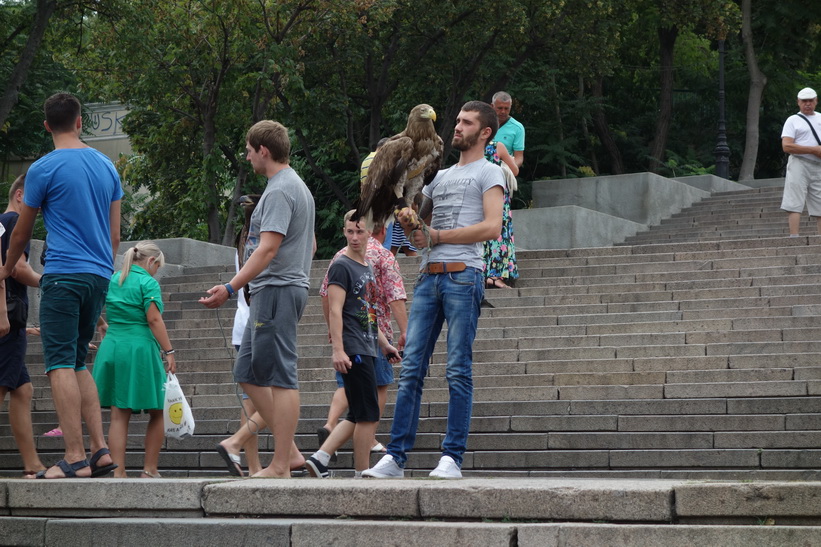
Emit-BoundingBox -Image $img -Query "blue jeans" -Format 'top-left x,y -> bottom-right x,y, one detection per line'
386,267 -> 484,467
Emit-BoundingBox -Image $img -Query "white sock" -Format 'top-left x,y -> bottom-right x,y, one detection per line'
313,450 -> 331,467
354,471 -> 363,478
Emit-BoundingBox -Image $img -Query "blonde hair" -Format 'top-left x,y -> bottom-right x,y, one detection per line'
119,241 -> 165,285
344,209 -> 378,232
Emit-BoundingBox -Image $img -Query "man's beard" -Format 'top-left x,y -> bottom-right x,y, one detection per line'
452,130 -> 479,151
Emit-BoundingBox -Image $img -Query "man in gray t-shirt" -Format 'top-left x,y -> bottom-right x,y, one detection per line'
201,120 -> 315,479
364,101 -> 505,480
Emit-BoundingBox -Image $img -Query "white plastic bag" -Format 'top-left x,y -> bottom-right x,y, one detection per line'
163,373 -> 195,439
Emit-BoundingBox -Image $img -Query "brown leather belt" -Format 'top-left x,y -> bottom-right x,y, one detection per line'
422,262 -> 466,274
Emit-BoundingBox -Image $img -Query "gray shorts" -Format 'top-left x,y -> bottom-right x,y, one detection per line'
233,284 -> 308,389
781,155 -> 821,216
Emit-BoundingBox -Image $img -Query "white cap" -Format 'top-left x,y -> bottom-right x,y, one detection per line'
797,87 -> 817,100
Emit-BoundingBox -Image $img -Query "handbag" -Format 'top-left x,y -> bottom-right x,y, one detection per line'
163,373 -> 195,439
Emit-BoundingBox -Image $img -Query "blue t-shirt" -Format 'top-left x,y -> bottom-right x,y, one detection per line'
495,117 -> 525,154
24,147 -> 123,278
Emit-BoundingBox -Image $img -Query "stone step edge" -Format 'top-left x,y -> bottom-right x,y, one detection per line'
3,478 -> 821,524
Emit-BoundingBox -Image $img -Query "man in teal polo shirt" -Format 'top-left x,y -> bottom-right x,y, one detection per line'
492,91 -> 525,169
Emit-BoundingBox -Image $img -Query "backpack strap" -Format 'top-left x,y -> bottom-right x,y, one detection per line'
797,113 -> 821,146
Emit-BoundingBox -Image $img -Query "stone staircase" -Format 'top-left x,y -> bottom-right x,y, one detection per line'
621,185 -> 805,244
3,185 -> 821,479
2,184 -> 821,545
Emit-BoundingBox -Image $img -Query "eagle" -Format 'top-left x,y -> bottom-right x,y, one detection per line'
355,104 -> 443,232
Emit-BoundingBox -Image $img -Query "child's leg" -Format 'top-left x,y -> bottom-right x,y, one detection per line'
353,421 -> 378,472
142,409 -> 164,476
108,407 -> 132,478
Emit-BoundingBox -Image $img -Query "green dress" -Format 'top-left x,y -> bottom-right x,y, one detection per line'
93,265 -> 166,412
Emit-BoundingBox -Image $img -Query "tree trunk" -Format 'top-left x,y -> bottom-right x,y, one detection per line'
590,77 -> 624,175
578,76 -> 599,175
203,114 -> 222,244
738,0 -> 767,181
0,0 -> 57,130
649,25 -> 678,173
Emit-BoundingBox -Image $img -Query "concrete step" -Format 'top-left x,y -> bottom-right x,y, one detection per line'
2,478 -> 821,547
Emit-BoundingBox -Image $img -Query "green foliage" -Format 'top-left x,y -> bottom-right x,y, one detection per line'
660,150 -> 715,178
2,0 -> 821,254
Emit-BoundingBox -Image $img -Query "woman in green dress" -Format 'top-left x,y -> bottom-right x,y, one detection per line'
93,241 -> 175,478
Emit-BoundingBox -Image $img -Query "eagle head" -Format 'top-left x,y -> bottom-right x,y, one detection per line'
405,104 -> 437,141
410,104 -> 436,123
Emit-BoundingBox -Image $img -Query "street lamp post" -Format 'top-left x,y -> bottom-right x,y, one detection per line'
714,39 -> 730,180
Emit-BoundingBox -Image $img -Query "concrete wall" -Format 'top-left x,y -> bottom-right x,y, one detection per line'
25,238 -> 234,326
515,206 -> 645,250
736,177 -> 785,189
531,173 -> 710,226
671,175 -> 753,193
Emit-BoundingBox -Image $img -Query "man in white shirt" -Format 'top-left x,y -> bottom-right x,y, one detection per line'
781,87 -> 821,236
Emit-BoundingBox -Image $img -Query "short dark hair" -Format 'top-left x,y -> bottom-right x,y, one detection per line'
246,120 -> 290,163
44,92 -> 81,133
8,172 -> 25,203
461,100 -> 499,142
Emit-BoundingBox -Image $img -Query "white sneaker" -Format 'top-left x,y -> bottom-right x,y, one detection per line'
429,455 -> 462,479
362,454 -> 404,478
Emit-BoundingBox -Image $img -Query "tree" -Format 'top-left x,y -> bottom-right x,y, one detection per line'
738,0 -> 766,181
0,0 -> 57,132
646,0 -> 740,172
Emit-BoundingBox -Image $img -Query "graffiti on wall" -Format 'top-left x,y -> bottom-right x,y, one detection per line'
84,103 -> 129,141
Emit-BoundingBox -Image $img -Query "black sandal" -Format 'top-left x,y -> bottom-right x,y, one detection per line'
36,458 -> 90,479
89,447 -> 118,477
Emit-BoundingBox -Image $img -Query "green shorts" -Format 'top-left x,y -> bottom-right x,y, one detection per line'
39,273 -> 109,373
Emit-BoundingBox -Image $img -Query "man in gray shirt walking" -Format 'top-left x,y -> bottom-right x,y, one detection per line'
201,120 -> 315,478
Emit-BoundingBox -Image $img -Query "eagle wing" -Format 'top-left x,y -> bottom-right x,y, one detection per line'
402,133 -> 443,208
356,135 -> 414,228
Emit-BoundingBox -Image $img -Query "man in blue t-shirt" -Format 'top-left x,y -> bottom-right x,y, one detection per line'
492,91 -> 525,169
0,92 -> 122,479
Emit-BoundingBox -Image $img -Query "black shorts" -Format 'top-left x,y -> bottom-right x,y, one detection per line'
342,354 -> 380,423
0,328 -> 30,390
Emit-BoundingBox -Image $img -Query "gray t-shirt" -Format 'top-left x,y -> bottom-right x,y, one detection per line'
327,255 -> 378,357
421,158 -> 505,270
245,167 -> 315,291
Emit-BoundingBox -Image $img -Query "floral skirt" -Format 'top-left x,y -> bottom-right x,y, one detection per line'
483,191 -> 518,280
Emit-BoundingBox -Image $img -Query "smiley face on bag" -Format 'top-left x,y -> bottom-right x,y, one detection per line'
169,402 -> 183,424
